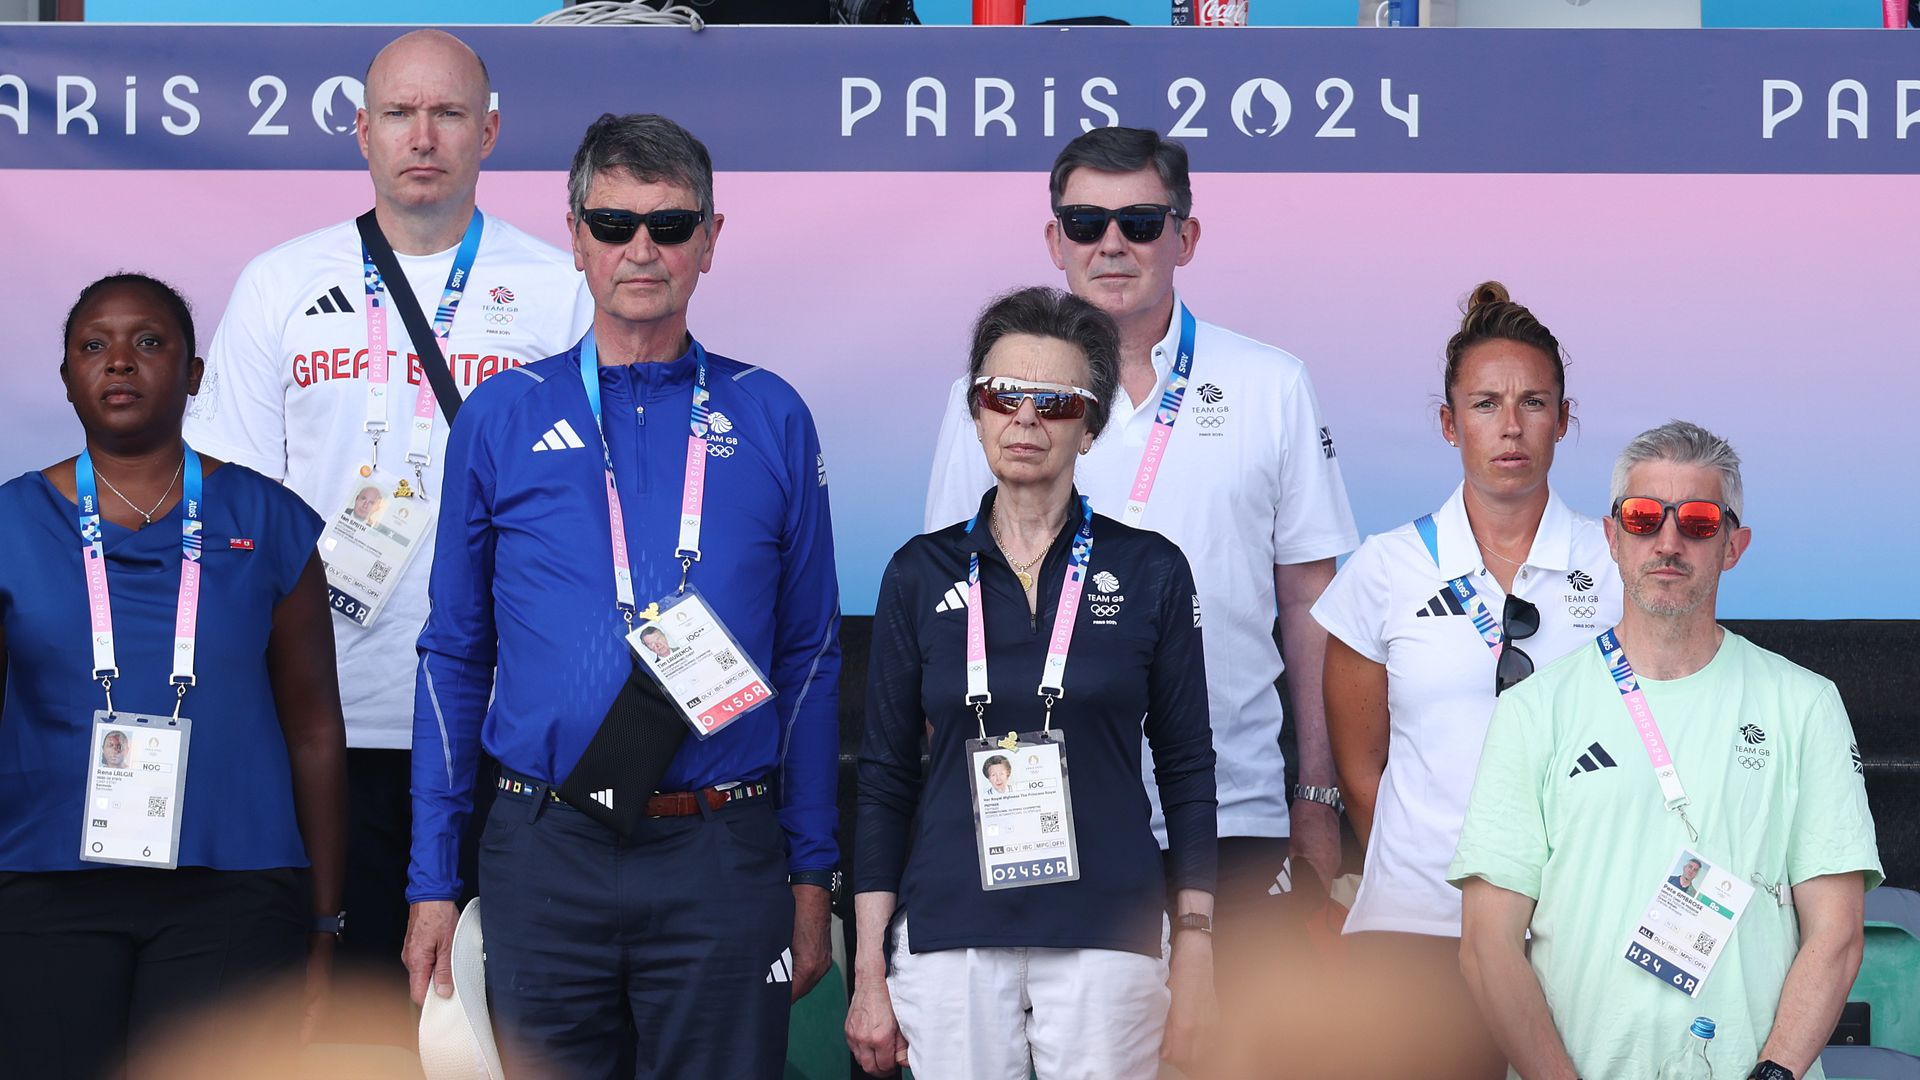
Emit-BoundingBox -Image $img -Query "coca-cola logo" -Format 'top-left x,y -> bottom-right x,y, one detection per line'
1199,0 -> 1249,25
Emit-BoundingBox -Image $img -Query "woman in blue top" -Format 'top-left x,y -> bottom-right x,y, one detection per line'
0,274 -> 347,1078
849,287 -> 1217,1080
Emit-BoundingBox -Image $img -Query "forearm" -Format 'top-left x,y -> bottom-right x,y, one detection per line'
1461,935 -> 1577,1080
852,891 -> 898,982
288,729 -> 347,919
406,650 -> 491,902
1759,926 -> 1864,1075
1277,562 -> 1338,786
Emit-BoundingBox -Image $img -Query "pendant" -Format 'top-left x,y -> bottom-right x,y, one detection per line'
1016,570 -> 1033,591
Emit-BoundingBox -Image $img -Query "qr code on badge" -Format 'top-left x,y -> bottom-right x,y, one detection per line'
367,560 -> 392,585
1040,812 -> 1060,834
146,795 -> 168,818
1693,931 -> 1718,957
715,650 -> 738,671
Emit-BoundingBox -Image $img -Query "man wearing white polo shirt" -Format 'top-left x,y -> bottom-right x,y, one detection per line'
926,128 -> 1358,965
184,29 -> 591,1007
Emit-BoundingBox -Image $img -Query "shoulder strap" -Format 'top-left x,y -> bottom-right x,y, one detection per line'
1414,514 -> 1440,566
355,210 -> 464,424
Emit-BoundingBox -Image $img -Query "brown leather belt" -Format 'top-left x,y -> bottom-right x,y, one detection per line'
496,773 -> 769,817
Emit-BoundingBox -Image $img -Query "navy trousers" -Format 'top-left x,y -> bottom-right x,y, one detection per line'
480,783 -> 795,1080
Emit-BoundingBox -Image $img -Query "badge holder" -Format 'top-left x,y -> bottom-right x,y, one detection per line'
81,710 -> 192,869
624,585 -> 777,740
320,466 -> 435,627
964,700 -> 1080,891
1622,845 -> 1755,998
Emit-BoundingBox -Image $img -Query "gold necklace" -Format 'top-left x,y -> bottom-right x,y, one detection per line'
990,509 -> 1043,591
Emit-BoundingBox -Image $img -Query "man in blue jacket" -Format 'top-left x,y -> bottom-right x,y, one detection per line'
402,113 -> 842,1078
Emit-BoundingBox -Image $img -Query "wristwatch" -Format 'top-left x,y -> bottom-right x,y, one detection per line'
1291,784 -> 1344,814
1173,913 -> 1213,935
1746,1062 -> 1793,1080
789,870 -> 842,893
311,910 -> 347,938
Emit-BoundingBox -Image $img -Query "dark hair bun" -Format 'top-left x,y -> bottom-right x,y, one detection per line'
1465,280 -> 1511,315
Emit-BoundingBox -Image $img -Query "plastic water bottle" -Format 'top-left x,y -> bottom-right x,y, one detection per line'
1655,1017 -> 1717,1080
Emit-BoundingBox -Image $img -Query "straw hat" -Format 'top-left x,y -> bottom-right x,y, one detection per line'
417,899 -> 504,1080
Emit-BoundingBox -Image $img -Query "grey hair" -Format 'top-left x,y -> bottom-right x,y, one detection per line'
567,113 -> 715,224
1048,127 -> 1193,219
1609,420 -> 1745,521
966,286 -> 1121,440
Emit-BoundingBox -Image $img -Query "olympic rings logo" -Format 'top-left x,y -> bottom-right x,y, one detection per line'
1568,605 -> 1596,619
1195,415 -> 1227,429
1738,757 -> 1768,770
706,443 -> 735,458
1090,603 -> 1122,618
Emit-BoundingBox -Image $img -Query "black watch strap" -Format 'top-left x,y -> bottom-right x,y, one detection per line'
311,911 -> 346,937
789,870 -> 841,892
1747,1062 -> 1793,1080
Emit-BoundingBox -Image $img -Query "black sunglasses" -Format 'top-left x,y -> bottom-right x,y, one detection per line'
581,207 -> 707,246
1495,594 -> 1540,696
1053,204 -> 1184,245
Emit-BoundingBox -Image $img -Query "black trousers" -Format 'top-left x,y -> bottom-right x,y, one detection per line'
0,866 -> 305,1080
339,747 -> 491,978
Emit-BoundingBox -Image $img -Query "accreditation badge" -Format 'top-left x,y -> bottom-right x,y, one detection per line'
320,468 -> 435,628
80,711 -> 191,869
966,730 -> 1079,891
1621,845 -> 1754,998
624,586 -> 776,740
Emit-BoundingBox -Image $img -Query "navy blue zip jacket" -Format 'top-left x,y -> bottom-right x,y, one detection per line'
408,337 -> 841,902
856,487 -> 1216,957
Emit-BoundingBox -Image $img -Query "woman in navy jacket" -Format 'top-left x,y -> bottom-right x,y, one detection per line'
848,287 -> 1218,1080
0,275 -> 347,1077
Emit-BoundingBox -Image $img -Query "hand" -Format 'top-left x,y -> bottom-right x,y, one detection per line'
1161,934 -> 1218,1070
402,899 -> 459,1006
301,933 -> 335,1043
790,884 -> 832,1003
846,972 -> 911,1076
1290,797 -> 1343,890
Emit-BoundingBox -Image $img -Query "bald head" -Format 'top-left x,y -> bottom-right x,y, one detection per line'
357,29 -> 499,239
365,29 -> 491,113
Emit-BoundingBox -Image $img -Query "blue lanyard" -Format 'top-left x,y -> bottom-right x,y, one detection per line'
962,495 -> 1095,737
577,331 -> 713,615
1414,513 -> 1507,656
1121,302 -> 1198,526
76,443 -> 205,716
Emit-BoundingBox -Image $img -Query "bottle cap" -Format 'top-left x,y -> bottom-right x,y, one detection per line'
1691,1017 -> 1717,1040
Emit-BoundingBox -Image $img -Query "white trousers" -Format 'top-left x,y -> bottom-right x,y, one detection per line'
886,916 -> 1171,1080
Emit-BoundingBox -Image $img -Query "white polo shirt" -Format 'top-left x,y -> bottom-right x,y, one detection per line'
1311,483 -> 1622,936
184,214 -> 593,749
925,294 -> 1359,842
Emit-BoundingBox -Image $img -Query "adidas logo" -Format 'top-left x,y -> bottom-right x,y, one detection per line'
933,580 -> 969,613
1415,589 -> 1467,618
589,788 -> 614,809
765,947 -> 793,984
1567,742 -> 1619,777
531,419 -> 588,452
303,285 -> 356,316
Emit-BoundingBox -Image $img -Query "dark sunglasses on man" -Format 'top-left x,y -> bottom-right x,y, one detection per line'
581,207 -> 707,246
1053,203 -> 1185,245
1496,594 -> 1540,696
972,376 -> 1097,421
1611,497 -> 1739,540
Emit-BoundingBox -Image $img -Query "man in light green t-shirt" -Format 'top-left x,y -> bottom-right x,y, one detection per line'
1449,421 -> 1881,1080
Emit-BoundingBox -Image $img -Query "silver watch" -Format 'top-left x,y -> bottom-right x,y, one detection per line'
1290,784 -> 1344,813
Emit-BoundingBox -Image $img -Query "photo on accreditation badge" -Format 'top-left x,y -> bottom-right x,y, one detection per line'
349,484 -> 387,527
1666,852 -> 1709,898
98,729 -> 129,770
981,754 -> 1012,795
634,623 -> 682,665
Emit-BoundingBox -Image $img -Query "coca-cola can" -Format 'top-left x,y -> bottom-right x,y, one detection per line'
1197,0 -> 1248,25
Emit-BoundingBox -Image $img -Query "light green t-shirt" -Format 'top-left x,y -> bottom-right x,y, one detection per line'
1449,630 -> 1882,1080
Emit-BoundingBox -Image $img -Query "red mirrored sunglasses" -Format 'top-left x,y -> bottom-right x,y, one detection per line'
1612,496 -> 1739,539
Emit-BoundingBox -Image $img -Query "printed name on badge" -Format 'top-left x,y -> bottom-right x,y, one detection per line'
1621,845 -> 1754,998
967,731 -> 1080,891
82,713 -> 191,869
